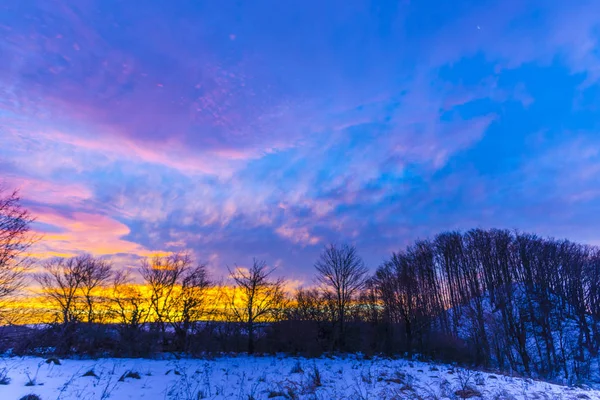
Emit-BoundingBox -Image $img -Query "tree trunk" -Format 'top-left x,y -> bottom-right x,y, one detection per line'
248,322 -> 255,354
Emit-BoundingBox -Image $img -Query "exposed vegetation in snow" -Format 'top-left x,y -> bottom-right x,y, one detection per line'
1,355 -> 600,400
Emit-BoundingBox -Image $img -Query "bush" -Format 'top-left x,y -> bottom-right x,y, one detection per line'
20,395 -> 41,400
455,388 -> 482,399
119,370 -> 141,381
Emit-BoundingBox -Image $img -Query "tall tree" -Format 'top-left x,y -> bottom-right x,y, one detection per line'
171,264 -> 211,350
111,270 -> 151,332
140,252 -> 191,335
78,256 -> 112,323
314,243 -> 368,349
0,186 -> 35,304
140,252 -> 211,350
227,259 -> 286,354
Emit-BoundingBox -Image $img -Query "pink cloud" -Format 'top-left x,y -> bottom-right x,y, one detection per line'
3,176 -> 92,206
37,130 -> 243,176
275,224 -> 321,246
30,207 -> 153,258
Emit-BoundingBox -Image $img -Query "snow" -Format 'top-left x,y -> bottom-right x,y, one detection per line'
1,355 -> 599,400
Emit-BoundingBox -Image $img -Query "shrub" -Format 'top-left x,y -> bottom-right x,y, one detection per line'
82,369 -> 98,378
455,368 -> 482,399
25,375 -> 36,386
455,388 -> 482,399
119,370 -> 141,381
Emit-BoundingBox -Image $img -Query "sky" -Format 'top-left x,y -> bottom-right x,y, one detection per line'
1,0 -> 600,283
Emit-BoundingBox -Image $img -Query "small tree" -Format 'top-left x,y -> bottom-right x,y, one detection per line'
227,259 -> 286,354
314,243 -> 368,349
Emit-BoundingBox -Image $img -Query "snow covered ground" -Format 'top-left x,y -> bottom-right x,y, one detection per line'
1,355 -> 599,400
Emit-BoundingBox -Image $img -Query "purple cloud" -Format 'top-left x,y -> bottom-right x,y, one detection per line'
1,0 -> 600,282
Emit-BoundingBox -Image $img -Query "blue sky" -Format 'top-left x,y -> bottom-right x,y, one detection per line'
1,0 -> 600,283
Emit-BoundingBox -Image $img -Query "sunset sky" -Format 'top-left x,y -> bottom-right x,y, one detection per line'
2,0 -> 600,283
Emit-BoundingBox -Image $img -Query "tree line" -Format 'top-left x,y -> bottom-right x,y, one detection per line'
370,230 -> 600,383
1,186 -> 599,383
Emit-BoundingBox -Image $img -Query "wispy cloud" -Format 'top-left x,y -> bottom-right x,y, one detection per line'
1,0 -> 600,280
30,207 -> 152,258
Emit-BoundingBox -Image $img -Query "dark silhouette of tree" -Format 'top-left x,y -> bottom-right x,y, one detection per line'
0,186 -> 35,304
369,228 -> 600,380
227,259 -> 286,354
171,264 -> 211,350
37,256 -> 87,325
290,288 -> 330,322
111,270 -> 150,331
314,243 -> 368,349
78,256 -> 112,324
6,223 -> 600,381
140,252 -> 211,350
110,270 -> 152,355
37,255 -> 113,325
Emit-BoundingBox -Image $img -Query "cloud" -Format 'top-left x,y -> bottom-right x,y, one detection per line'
3,176 -> 92,206
30,207 -> 151,258
275,224 -> 321,246
416,0 -> 600,80
2,0 -> 600,280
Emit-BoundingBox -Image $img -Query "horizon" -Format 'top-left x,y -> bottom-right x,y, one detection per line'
2,0 -> 600,284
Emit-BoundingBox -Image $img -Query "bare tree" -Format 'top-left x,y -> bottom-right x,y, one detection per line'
171,264 -> 211,350
314,243 -> 368,349
110,270 -> 152,354
140,253 -> 190,335
139,252 -> 211,350
111,270 -> 150,330
36,255 -> 112,325
290,288 -> 330,322
78,256 -> 112,323
0,186 -> 35,303
36,256 -> 87,325
227,259 -> 286,354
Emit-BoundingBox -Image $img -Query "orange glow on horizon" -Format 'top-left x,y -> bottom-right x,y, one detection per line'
0,283 -> 294,326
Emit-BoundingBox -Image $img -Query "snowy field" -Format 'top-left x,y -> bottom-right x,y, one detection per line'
1,355 -> 599,400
